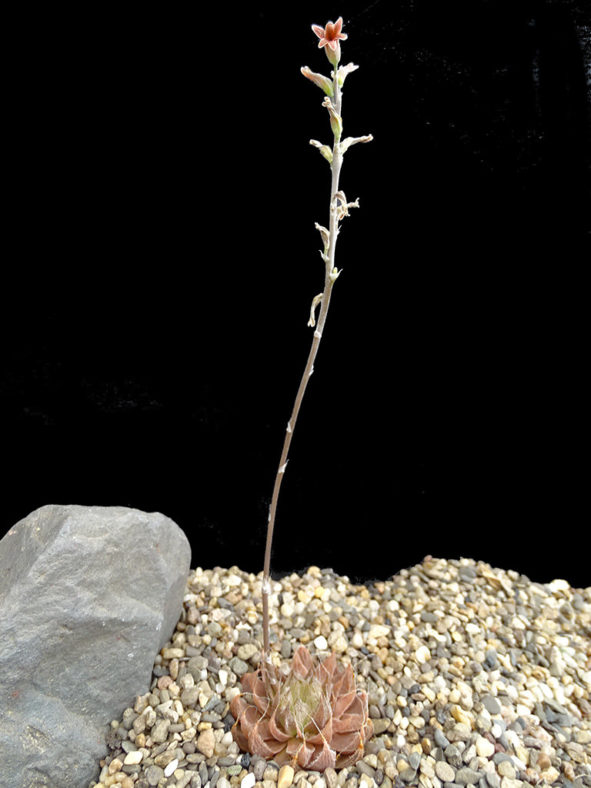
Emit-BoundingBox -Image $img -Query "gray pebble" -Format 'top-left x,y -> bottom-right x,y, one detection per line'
280,639 -> 292,659
455,767 -> 482,785
492,753 -> 513,766
252,755 -> 267,781
484,649 -> 499,669
150,719 -> 170,744
434,728 -> 450,748
181,686 -> 200,707
356,761 -> 376,778
444,744 -> 462,767
145,765 -> 164,786
229,657 -> 249,676
201,710 -> 221,722
420,611 -> 438,622
481,694 -> 501,715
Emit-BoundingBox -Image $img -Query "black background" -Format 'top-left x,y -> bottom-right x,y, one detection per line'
2,1 -> 590,588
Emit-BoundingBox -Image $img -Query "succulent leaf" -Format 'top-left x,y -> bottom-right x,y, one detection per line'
230,646 -> 373,770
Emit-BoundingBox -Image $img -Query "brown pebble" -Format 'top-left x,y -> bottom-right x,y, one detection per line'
563,762 -> 576,781
108,758 -> 123,775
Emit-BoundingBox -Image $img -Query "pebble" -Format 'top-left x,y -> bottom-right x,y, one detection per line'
435,761 -> 456,782
434,728 -> 450,748
197,728 -> 216,758
455,766 -> 482,784
145,765 -> 164,786
241,773 -> 256,788
123,750 -> 143,765
88,558 -> 591,788
237,643 -> 258,661
476,735 -> 495,757
164,758 -> 179,777
278,764 -> 295,788
482,695 -> 502,715
497,760 -> 515,778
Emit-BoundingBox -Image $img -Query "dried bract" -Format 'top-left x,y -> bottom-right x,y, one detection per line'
231,646 -> 373,771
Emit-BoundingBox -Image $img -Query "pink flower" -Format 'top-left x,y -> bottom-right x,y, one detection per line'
311,17 -> 348,52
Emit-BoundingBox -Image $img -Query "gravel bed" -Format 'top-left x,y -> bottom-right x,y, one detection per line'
89,556 -> 591,788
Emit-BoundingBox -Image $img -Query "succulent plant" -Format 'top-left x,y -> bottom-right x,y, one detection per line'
230,646 -> 373,770
234,15 -> 374,774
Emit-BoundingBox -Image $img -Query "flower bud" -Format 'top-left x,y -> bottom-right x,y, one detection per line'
309,139 -> 333,164
322,97 -> 342,141
337,62 -> 359,87
300,66 -> 334,97
340,134 -> 374,154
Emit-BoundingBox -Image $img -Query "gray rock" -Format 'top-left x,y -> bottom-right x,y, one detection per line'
0,504 -> 191,788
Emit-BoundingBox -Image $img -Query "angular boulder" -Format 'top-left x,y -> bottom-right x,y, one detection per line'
0,504 -> 191,788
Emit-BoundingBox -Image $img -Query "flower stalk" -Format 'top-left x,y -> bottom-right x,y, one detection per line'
262,18 -> 372,659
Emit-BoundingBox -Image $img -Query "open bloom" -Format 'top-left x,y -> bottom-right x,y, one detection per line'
312,17 -> 348,52
312,18 -> 348,64
231,646 -> 373,771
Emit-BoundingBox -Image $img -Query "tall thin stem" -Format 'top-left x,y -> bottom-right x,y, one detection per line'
262,69 -> 344,658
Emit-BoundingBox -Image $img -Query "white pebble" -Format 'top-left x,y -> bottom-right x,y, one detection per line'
369,624 -> 390,639
313,635 -> 328,650
164,758 -> 178,777
241,773 -> 256,788
123,750 -> 143,765
351,631 -> 364,649
548,578 -> 569,593
415,645 -> 431,664
475,735 -> 495,757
